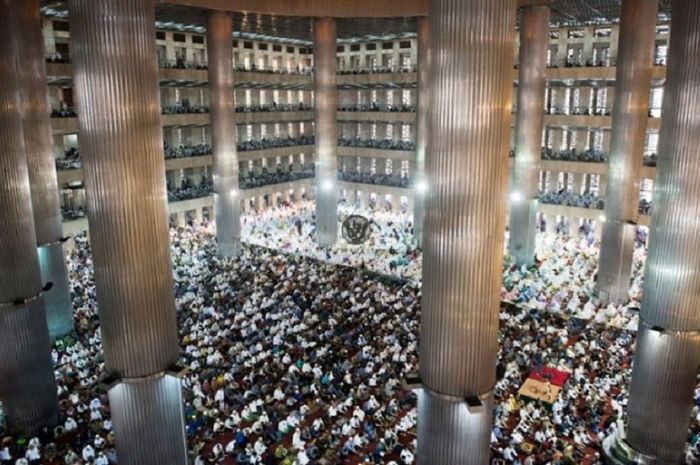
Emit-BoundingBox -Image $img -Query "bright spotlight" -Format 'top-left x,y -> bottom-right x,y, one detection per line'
416,180 -> 428,193
598,215 -> 606,222
510,191 -> 523,202
321,179 -> 334,191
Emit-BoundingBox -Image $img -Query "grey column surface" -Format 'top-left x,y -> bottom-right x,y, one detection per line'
413,16 -> 429,248
0,0 -> 60,435
207,11 -> 241,257
16,0 -> 73,340
507,5 -> 550,266
418,0 -> 516,464
313,17 -> 339,246
597,0 -> 657,304
69,1 -> 187,464
621,1 -> 700,462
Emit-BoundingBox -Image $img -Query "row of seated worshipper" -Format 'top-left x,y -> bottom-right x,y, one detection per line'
238,136 -> 315,152
537,191 -> 605,210
337,171 -> 410,188
168,177 -> 213,202
239,168 -> 315,189
164,143 -> 212,160
540,148 -> 607,164
234,64 -> 312,76
337,66 -> 415,75
162,101 -> 210,114
338,137 -> 416,151
337,103 -> 416,113
235,103 -> 311,113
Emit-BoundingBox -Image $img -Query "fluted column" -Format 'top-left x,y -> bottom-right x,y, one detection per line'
16,0 -> 73,339
508,5 -> 550,266
207,11 -> 241,257
69,1 -> 187,463
597,0 -> 657,304
0,0 -> 60,435
418,1 -> 516,464
616,1 -> 700,462
313,17 -> 338,246
413,16 -> 429,248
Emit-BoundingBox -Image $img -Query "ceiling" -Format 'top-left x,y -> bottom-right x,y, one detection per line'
41,0 -> 672,45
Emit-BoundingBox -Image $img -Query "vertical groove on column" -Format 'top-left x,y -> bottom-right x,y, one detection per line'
508,5 -> 550,266
597,0 -> 658,303
16,0 -> 74,338
623,1 -> 700,462
70,0 -> 179,377
413,17 -> 429,248
419,1 -> 516,463
0,0 -> 59,434
313,18 -> 338,246
207,11 -> 241,257
627,324 -> 700,462
640,0 -> 700,331
108,375 -> 188,465
420,0 -> 516,396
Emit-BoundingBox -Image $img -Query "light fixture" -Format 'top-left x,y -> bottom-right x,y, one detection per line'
598,214 -> 606,222
510,191 -> 523,202
321,179 -> 334,191
415,180 -> 428,193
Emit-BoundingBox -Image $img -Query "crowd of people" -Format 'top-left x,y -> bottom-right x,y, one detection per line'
168,177 -> 213,202
162,101 -> 210,115
540,148 -> 607,164
338,138 -> 416,152
538,191 -> 605,210
337,66 -> 416,75
164,143 -> 213,160
55,148 -> 81,171
238,136 -> 315,153
239,167 -> 315,189
337,172 -> 410,189
235,103 -> 311,113
6,201 -> 700,465
337,103 -> 416,113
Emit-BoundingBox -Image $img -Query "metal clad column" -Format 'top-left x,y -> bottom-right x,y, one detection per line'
413,16 -> 429,248
418,1 -> 516,464
313,18 -> 338,246
0,0 -> 60,435
621,1 -> 700,462
70,1 -> 188,463
597,0 -> 657,303
16,0 -> 73,339
508,5 -> 550,266
207,11 -> 241,257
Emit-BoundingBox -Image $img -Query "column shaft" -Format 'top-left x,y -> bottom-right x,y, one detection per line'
419,1 -> 516,464
623,1 -> 700,462
597,0 -> 657,303
16,0 -> 73,339
0,0 -> 59,434
413,16 -> 429,247
207,11 -> 241,257
70,0 -> 187,463
313,17 -> 338,246
508,5 -> 550,265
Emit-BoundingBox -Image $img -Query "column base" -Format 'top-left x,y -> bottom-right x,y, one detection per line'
417,389 -> 493,465
108,373 -> 188,465
0,298 -> 59,434
602,429 -> 664,465
37,242 -> 73,340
